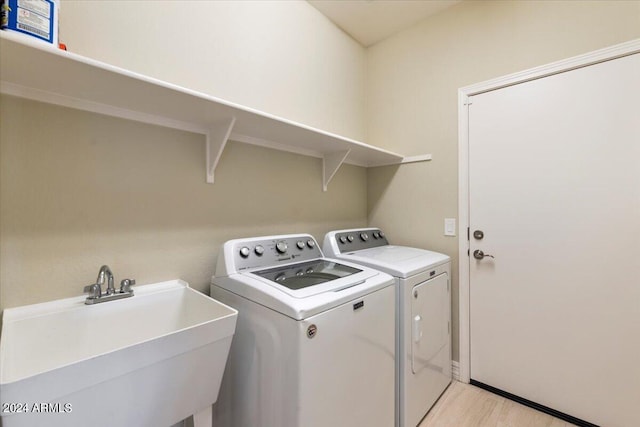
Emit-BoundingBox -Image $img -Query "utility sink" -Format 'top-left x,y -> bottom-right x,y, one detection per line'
0,280 -> 237,427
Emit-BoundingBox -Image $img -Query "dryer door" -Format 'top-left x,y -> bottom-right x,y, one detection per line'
411,273 -> 450,375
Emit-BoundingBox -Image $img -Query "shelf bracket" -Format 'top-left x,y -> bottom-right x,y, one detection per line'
206,117 -> 236,183
322,149 -> 350,192
400,154 -> 432,164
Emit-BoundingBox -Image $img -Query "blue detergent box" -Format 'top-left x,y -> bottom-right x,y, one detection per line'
1,0 -> 59,45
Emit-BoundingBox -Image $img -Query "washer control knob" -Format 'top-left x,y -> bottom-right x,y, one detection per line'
276,241 -> 288,254
360,233 -> 369,241
372,232 -> 379,239
239,246 -> 250,258
306,239 -> 315,248
347,235 -> 354,242
254,245 -> 264,256
296,241 -> 305,250
339,236 -> 347,244
378,231 -> 385,238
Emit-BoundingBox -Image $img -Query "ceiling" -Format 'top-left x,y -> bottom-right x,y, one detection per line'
307,0 -> 462,47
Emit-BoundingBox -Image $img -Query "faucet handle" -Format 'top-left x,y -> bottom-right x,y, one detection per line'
120,279 -> 136,293
84,283 -> 101,299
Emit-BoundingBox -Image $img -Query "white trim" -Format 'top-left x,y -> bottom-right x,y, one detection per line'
457,88 -> 471,384
460,38 -> 640,97
452,360 -> 461,382
457,38 -> 640,385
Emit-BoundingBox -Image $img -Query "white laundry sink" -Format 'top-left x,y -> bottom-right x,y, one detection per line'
0,280 -> 237,427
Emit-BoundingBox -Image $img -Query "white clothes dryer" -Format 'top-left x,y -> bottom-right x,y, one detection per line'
211,234 -> 396,427
323,228 -> 451,427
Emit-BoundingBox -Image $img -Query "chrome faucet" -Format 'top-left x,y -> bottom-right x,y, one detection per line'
84,265 -> 135,305
96,265 -> 115,295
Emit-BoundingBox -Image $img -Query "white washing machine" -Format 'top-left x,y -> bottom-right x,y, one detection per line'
210,234 -> 396,427
323,228 -> 451,427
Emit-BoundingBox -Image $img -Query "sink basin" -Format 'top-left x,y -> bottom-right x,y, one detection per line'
0,280 -> 237,427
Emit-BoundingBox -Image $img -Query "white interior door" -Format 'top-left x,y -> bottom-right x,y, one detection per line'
468,53 -> 640,427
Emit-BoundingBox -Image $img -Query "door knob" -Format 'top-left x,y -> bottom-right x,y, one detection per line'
473,250 -> 495,260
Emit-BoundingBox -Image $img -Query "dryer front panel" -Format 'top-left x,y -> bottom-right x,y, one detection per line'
406,272 -> 451,426
411,273 -> 449,374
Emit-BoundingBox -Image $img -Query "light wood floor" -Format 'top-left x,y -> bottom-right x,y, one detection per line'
419,381 -> 575,427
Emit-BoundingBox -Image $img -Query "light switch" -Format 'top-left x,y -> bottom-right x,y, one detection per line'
444,218 -> 456,236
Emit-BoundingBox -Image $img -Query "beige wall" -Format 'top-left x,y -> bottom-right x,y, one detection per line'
59,0 -> 366,141
0,97 -> 366,310
366,0 -> 640,361
0,0 -> 368,311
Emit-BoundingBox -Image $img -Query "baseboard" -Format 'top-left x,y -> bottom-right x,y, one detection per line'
452,360 -> 460,382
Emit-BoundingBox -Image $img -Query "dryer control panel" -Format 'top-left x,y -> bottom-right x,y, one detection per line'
327,228 -> 389,254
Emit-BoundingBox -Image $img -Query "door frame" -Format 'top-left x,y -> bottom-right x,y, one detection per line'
456,38 -> 640,383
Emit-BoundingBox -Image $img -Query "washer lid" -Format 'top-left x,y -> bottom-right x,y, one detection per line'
337,246 -> 450,278
253,259 -> 362,291
213,259 -> 394,319
244,257 -> 378,299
